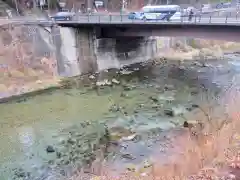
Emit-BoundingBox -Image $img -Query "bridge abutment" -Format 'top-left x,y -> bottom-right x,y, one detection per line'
53,26 -> 158,77
96,37 -> 157,71
76,28 -> 98,74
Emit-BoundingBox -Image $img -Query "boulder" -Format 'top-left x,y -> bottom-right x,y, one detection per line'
46,145 -> 55,153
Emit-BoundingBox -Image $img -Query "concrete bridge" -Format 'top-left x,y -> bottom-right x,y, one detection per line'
9,14 -> 240,42
8,15 -> 240,77
53,14 -> 240,42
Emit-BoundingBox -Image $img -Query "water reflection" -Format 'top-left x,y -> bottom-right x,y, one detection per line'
18,126 -> 34,149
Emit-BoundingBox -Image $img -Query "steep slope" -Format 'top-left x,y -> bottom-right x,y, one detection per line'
0,0 -> 16,16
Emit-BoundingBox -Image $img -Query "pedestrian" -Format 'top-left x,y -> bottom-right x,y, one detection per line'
166,12 -> 171,21
188,9 -> 193,21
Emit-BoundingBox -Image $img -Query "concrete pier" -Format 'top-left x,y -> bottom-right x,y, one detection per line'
52,26 -> 158,77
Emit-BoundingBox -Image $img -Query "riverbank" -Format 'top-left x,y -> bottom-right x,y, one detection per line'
1,38 -> 240,180
1,35 -> 240,101
0,77 -> 62,102
156,38 -> 240,62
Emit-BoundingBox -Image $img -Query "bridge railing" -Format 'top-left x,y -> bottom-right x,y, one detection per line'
2,14 -> 240,25
71,14 -> 240,24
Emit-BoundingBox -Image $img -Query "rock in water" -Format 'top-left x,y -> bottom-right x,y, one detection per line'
183,121 -> 189,128
149,96 -> 158,102
164,109 -> 174,117
52,121 -> 110,167
46,145 -> 55,153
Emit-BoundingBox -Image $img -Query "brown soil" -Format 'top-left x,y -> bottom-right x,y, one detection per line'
0,22 -> 58,98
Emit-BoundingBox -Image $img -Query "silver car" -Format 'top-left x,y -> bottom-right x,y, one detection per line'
50,11 -> 75,21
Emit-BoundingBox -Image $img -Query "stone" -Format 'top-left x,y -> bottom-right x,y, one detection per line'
120,92 -> 129,98
48,160 -> 54,165
112,78 -> 120,84
193,61 -> 202,66
56,151 -> 62,158
109,126 -> 133,141
187,104 -> 199,111
164,84 -> 175,91
164,109 -> 174,117
152,105 -> 160,109
120,69 -> 133,75
183,120 -> 198,128
60,169 -> 66,176
133,110 -> 139,113
186,107 -> 193,111
126,164 -> 136,172
109,104 -> 120,112
46,145 -> 55,153
121,134 -> 137,141
96,79 -> 112,86
122,153 -> 136,160
133,68 -> 139,71
191,90 -> 198,95
149,96 -> 158,102
171,106 -> 187,116
141,172 -> 148,177
183,121 -> 190,128
89,75 -> 95,79
36,80 -> 42,84
143,160 -> 152,168
123,84 -> 136,91
192,104 -> 199,108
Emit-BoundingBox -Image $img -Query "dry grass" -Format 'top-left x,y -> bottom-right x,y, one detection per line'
69,86 -> 240,180
156,38 -> 240,61
0,23 -> 59,97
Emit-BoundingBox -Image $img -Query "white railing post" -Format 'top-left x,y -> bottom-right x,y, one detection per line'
109,14 -> 112,22
225,15 -> 228,23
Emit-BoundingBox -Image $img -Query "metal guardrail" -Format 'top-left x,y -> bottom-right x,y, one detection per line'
2,14 -> 240,26
61,14 -> 240,25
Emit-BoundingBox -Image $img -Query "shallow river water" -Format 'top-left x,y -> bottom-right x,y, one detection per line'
1,55 -> 240,180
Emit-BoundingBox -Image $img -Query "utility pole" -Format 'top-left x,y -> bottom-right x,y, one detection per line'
48,0 -> 50,11
14,0 -> 19,15
121,0 -> 126,13
87,0 -> 92,11
33,0 -> 37,11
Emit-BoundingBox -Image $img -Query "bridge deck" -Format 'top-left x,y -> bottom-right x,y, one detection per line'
2,15 -> 240,27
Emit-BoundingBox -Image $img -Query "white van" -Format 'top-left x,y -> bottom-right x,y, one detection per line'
141,5 -> 181,21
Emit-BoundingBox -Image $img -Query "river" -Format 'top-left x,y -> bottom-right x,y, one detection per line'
0,54 -> 240,180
